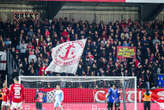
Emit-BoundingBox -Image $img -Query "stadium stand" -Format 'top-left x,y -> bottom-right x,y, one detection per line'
0,16 -> 164,89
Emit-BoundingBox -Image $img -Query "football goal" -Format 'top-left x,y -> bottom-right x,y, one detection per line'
19,76 -> 137,110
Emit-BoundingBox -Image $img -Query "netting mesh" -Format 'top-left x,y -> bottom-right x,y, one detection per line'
20,76 -> 135,88
20,76 -> 137,110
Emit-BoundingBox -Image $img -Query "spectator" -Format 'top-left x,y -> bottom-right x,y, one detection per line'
27,28 -> 34,37
122,40 -> 130,46
44,28 -> 50,38
20,40 -> 28,58
61,29 -> 68,38
4,37 -> 11,47
28,51 -> 37,63
145,69 -> 151,89
38,63 -> 47,76
0,35 -> 5,51
0,16 -> 163,89
153,36 -> 160,45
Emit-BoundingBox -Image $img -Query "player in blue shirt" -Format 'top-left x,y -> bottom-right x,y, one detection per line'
106,84 -> 115,110
114,87 -> 120,110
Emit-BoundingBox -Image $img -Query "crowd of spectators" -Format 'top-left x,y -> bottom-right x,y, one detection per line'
0,17 -> 164,89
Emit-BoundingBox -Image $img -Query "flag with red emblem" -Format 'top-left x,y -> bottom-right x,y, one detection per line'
46,39 -> 87,74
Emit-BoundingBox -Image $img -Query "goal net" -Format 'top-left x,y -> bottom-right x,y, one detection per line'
19,76 -> 137,110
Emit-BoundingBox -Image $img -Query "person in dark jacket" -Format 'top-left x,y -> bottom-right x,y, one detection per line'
35,89 -> 43,110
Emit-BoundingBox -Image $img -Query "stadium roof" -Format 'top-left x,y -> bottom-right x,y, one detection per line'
0,0 -> 163,21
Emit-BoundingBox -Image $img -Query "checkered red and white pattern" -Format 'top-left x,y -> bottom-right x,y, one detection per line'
47,89 -> 56,103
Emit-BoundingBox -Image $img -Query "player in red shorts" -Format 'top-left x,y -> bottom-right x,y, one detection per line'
10,77 -> 24,110
1,81 -> 10,110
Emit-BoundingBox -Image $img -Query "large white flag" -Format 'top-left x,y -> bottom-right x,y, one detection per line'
46,39 -> 87,74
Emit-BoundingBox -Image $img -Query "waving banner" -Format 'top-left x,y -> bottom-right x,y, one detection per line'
117,46 -> 136,59
46,39 -> 87,74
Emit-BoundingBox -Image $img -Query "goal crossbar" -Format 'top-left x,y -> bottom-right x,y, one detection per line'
19,76 -> 136,82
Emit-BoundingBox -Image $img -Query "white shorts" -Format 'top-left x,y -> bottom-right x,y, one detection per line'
11,102 -> 22,109
54,101 -> 62,107
2,101 -> 10,106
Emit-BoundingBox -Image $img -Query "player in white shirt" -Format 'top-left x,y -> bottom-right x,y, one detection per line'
54,85 -> 64,110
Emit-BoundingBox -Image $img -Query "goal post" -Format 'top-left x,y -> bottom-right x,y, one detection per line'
19,76 -> 137,110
